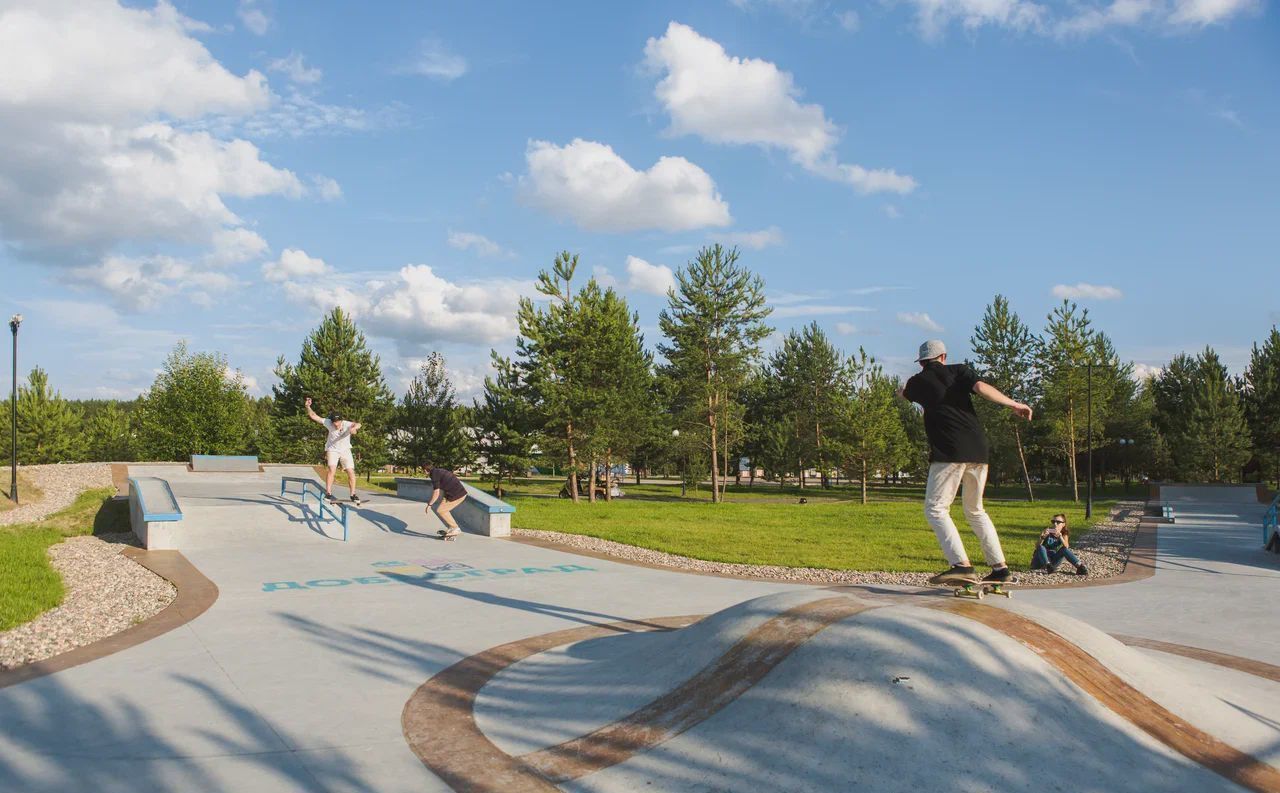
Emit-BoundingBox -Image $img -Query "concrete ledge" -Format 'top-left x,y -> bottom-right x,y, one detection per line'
189,454 -> 262,473
0,548 -> 217,690
128,477 -> 183,551
394,478 -> 515,537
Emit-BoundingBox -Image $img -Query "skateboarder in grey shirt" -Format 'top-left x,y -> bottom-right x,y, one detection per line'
899,340 -> 1033,585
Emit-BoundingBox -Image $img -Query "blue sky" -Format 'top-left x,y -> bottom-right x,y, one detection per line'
2,0 -> 1276,401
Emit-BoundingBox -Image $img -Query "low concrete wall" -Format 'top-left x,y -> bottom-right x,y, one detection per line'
128,477 -> 183,550
393,477 -> 514,537
190,454 -> 261,473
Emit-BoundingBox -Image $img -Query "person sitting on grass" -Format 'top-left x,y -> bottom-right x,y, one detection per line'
304,397 -> 362,506
424,461 -> 468,540
1032,513 -> 1088,576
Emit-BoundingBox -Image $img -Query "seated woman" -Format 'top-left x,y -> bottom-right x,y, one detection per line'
1031,513 -> 1088,576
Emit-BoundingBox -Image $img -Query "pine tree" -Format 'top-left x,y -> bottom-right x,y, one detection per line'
1243,327 -> 1280,487
268,308 -> 395,471
1182,347 -> 1252,482
474,353 -> 536,496
768,323 -> 846,488
1151,353 -> 1199,480
658,245 -> 772,503
971,295 -> 1040,500
834,349 -> 905,504
513,252 -> 594,501
11,368 -> 83,464
395,352 -> 474,471
83,402 -> 133,462
136,344 -> 251,460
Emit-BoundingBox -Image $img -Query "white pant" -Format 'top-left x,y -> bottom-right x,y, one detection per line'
326,450 -> 355,471
924,462 -> 1005,567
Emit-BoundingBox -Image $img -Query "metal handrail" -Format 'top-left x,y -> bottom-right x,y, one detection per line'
1265,491 -> 1279,548
281,476 -> 349,541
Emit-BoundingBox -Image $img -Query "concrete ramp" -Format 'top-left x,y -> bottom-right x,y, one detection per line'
1161,484 -> 1264,504
406,589 -> 1280,792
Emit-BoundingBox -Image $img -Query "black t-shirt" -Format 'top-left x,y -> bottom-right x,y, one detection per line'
902,362 -> 989,464
429,467 -> 468,501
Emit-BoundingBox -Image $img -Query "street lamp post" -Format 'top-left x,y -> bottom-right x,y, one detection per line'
8,314 -> 20,505
1086,362 -> 1093,520
672,429 -> 686,498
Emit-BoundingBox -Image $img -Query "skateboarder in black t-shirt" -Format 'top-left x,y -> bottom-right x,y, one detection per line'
424,463 -> 468,540
899,339 -> 1033,585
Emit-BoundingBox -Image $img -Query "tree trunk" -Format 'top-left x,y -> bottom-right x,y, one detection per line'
1014,425 -> 1034,502
861,459 -> 868,505
1066,405 -> 1079,501
749,466 -> 756,488
707,390 -> 720,504
588,456 -> 598,503
566,420 -> 579,503
605,450 -> 613,502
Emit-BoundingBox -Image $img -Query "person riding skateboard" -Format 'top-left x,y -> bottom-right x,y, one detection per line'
898,340 -> 1033,585
304,397 -> 363,506
424,461 -> 468,540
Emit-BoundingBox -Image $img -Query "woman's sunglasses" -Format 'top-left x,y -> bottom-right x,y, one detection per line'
1051,519 -> 1065,525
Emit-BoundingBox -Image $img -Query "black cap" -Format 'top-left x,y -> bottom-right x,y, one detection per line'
327,412 -> 343,422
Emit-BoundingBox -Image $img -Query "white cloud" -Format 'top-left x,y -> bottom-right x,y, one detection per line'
772,304 -> 873,319
1052,282 -> 1124,300
837,10 -> 861,30
1132,362 -> 1163,382
897,0 -> 1260,39
592,265 -> 620,289
644,22 -> 917,195
224,364 -> 261,394
269,52 -> 322,85
401,39 -> 468,81
520,138 -> 732,232
279,264 -> 528,349
448,231 -> 514,258
884,204 -> 903,219
311,175 -> 343,201
238,0 -> 270,35
263,248 -> 330,282
731,0 -> 863,31
835,322 -> 858,335
713,226 -> 784,250
0,0 -> 322,306
897,311 -> 944,332
625,256 -> 676,296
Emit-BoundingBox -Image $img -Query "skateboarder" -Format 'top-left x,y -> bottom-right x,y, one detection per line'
304,397 -> 363,505
898,340 -> 1033,585
424,462 -> 468,540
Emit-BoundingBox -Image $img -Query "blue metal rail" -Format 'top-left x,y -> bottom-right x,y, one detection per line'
280,476 -> 350,541
1265,491 -> 1279,548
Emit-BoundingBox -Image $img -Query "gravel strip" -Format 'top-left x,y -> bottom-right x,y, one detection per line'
0,533 -> 177,670
0,463 -> 114,526
513,500 -> 1144,587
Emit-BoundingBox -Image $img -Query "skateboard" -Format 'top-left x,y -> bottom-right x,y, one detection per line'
436,529 -> 462,542
940,578 -> 1015,600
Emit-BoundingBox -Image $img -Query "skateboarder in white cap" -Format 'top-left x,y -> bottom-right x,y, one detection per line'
899,340 -> 1033,585
304,397 -> 363,506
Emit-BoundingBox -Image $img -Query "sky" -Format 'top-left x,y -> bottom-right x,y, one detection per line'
2,0 -> 1277,402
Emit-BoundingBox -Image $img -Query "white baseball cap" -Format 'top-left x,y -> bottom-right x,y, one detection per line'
916,339 -> 946,362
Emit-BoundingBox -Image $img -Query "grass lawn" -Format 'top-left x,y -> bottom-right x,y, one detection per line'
0,473 -> 45,513
0,488 -> 127,631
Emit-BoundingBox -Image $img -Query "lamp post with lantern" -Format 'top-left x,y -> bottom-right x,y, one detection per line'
8,314 -> 20,505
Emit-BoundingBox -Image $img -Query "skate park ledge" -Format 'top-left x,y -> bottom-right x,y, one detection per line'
127,476 -> 183,550
395,477 -> 514,537
189,454 -> 263,473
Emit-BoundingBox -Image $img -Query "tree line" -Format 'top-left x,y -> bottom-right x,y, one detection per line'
4,246 -> 1278,502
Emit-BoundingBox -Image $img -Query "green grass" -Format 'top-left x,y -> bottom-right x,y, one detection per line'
0,473 -> 45,513
0,488 -> 127,631
505,485 -> 1117,573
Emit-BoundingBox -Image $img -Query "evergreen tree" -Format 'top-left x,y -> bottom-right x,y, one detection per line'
768,323 -> 846,488
833,349 -> 905,504
268,308 -> 396,471
658,245 -> 772,503
971,295 -> 1040,500
1182,347 -> 1252,482
1243,327 -> 1280,487
891,376 -> 929,481
395,352 -> 474,471
1151,353 -> 1199,479
245,396 -> 273,457
474,353 -> 536,496
136,343 -> 251,460
83,402 -> 134,462
513,252 -> 594,501
11,367 -> 83,464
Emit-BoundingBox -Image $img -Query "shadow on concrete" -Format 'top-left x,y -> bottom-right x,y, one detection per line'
276,612 -> 460,686
0,669 -> 367,792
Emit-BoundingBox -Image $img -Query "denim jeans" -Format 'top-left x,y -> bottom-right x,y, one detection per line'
1032,544 -> 1081,570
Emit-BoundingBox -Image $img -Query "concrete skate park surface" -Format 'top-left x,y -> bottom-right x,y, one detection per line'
1,474 -> 1279,793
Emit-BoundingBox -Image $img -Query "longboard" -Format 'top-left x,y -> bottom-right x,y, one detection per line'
936,578 -> 1016,600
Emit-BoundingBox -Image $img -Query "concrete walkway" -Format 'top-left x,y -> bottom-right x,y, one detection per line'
1,473 -> 1278,792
